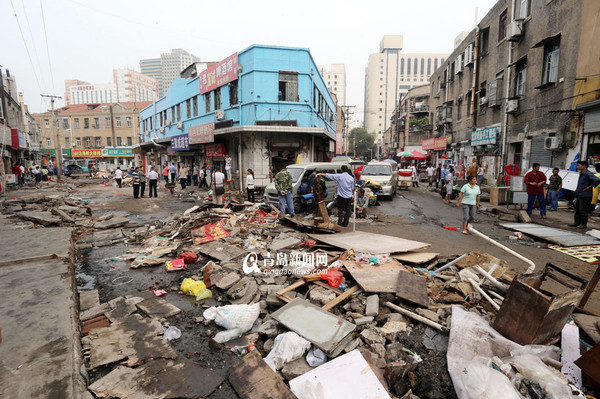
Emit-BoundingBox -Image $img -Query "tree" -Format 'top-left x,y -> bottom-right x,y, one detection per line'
349,128 -> 375,159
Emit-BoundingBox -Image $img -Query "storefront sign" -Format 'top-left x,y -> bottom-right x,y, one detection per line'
206,143 -> 226,157
189,122 -> 215,144
101,148 -> 134,157
10,129 -> 26,149
471,125 -> 499,145
199,52 -> 238,94
166,146 -> 176,156
422,138 -> 435,151
72,149 -> 102,157
171,134 -> 190,151
41,148 -> 72,157
434,136 -> 447,150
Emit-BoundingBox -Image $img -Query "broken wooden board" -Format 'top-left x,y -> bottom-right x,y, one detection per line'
454,250 -> 513,280
136,296 -> 181,319
270,203 -> 339,233
289,350 -> 391,399
195,240 -> 248,262
572,313 -> 600,344
228,351 -> 296,399
396,269 -> 430,307
89,358 -> 224,398
500,223 -> 600,247
343,260 -> 409,293
392,252 -> 439,264
271,298 -> 356,354
82,314 -> 177,369
311,232 -> 430,253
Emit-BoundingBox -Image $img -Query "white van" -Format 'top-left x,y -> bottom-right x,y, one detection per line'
360,161 -> 398,197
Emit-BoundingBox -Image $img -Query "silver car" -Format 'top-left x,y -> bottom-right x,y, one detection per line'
360,161 -> 398,198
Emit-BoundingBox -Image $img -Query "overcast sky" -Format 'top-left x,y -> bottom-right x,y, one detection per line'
3,0 -> 497,125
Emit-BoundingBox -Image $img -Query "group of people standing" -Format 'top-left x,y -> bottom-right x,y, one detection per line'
161,163 -> 211,189
11,163 -> 50,185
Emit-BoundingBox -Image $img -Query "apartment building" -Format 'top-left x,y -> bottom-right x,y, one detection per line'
66,69 -> 157,105
364,35 -> 447,153
140,49 -> 201,97
319,64 -> 346,106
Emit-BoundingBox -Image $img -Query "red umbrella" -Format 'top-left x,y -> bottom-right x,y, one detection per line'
410,151 -> 427,160
440,154 -> 448,159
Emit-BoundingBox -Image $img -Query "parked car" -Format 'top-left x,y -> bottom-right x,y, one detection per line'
360,161 -> 398,198
264,162 -> 349,213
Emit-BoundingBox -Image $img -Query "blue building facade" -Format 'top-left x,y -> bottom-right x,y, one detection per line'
138,44 -> 337,187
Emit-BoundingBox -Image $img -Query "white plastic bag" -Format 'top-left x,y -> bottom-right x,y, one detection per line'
458,357 -> 522,399
203,303 -> 260,333
264,332 -> 311,370
511,354 -> 573,399
306,346 -> 327,367
162,325 -> 181,341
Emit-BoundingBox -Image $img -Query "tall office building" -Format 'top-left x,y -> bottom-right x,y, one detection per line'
64,79 -> 90,105
318,64 -> 346,106
65,69 -> 157,105
140,49 -> 200,96
364,35 -> 448,146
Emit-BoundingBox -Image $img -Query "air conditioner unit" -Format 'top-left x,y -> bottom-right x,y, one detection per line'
455,55 -> 464,74
507,21 -> 524,42
215,109 -> 225,120
506,99 -> 519,114
464,44 -> 475,66
159,126 -> 165,133
177,121 -> 183,129
479,96 -> 488,106
544,136 -> 563,151
165,120 -> 172,126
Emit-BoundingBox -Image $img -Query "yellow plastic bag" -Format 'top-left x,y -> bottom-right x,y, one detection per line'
180,278 -> 212,301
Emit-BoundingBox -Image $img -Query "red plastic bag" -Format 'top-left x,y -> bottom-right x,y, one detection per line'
179,251 -> 198,264
321,267 -> 344,288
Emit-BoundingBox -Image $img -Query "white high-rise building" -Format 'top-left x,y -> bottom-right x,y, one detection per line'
66,69 -> 157,105
140,49 -> 200,96
318,64 -> 346,106
364,35 -> 448,146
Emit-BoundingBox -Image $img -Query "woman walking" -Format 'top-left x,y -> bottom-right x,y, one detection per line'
456,175 -> 481,234
162,164 -> 169,183
246,169 -> 256,202
444,167 -> 454,203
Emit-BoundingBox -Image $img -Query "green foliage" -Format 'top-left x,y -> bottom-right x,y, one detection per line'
409,116 -> 429,131
349,128 -> 375,158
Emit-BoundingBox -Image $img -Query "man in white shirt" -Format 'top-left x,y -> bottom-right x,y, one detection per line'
147,166 -> 159,198
426,165 -> 435,187
114,167 -> 123,188
19,164 -> 25,186
212,167 -> 226,205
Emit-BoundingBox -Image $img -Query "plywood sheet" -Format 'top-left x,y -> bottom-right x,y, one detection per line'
310,232 -> 430,253
343,260 -> 409,293
229,351 -> 296,399
195,240 -> 248,262
392,252 -> 439,264
572,313 -> 600,344
289,350 -> 391,399
136,296 -> 181,319
500,223 -> 600,247
396,269 -> 430,306
271,298 -> 356,354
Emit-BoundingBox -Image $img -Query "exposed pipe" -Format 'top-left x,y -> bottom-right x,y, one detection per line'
468,225 -> 535,273
385,302 -> 448,333
430,253 -> 467,271
474,264 -> 508,293
468,278 -> 501,311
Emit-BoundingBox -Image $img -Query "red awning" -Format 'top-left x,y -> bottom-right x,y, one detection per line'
410,151 -> 427,160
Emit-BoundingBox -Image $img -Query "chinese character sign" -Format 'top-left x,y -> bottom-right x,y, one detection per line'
199,53 -> 238,94
422,138 -> 435,151
206,143 -> 226,157
171,134 -> 190,151
192,221 -> 229,245
434,136 -> 447,151
189,123 -> 215,144
471,126 -> 498,145
72,149 -> 102,157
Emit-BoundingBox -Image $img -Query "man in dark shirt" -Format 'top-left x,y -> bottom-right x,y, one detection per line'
569,161 -> 600,228
524,163 -> 547,218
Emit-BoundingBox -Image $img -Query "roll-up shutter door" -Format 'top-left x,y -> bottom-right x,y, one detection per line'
584,109 -> 600,133
529,135 -> 552,168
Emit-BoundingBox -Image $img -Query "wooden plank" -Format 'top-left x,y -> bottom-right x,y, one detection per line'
572,313 -> 600,344
229,351 -> 296,399
343,260 -> 409,293
392,252 -> 439,264
310,232 -> 430,253
396,269 -> 430,307
276,279 -> 306,297
322,285 -> 361,311
313,280 -> 344,295
317,201 -> 330,224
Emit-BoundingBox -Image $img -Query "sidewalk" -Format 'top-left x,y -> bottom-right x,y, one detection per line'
0,196 -> 88,398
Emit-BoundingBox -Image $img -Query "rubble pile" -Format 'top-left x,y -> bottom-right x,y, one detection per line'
1,192 -> 91,227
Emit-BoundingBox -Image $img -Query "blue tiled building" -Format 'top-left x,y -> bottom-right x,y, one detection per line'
138,44 -> 337,187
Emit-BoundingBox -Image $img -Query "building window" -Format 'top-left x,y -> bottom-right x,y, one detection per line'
414,59 -> 418,75
229,80 -> 238,105
515,58 -> 527,96
75,137 -> 81,147
127,137 -> 132,146
542,41 -> 560,85
193,96 -> 198,116
106,137 -> 112,146
421,58 -> 425,75
519,0 -> 530,19
95,137 -> 101,147
498,10 -> 508,42
74,118 -> 80,128
46,138 -> 51,146
149,116 -> 152,130
62,119 -> 69,129
427,58 -> 431,75
65,137 -> 70,147
85,137 -> 92,147
126,116 -> 132,127
116,117 -> 122,127
171,106 -> 176,122
400,58 -> 404,75
176,104 -> 181,121
213,89 -> 221,110
93,117 -> 99,128
434,58 -> 439,71
466,91 -> 472,118
407,57 -> 411,75
456,98 -> 462,120
480,28 -> 490,55
45,119 -> 50,128
278,71 -> 299,102
105,117 -> 110,127
205,93 -> 211,113
84,118 -> 89,129
186,99 -> 191,119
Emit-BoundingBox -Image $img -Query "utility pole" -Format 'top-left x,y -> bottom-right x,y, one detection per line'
109,104 -> 119,166
41,94 -> 63,180
340,105 -> 355,157
0,66 -> 9,195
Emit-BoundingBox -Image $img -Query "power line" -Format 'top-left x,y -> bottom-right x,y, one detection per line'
39,0 -> 55,94
9,0 -> 43,92
19,0 -> 48,92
